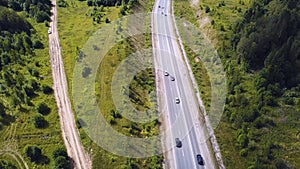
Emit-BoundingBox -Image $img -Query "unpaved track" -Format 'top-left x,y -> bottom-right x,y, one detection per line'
48,0 -> 92,168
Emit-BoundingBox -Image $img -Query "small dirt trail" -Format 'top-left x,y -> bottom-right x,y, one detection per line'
48,0 -> 92,168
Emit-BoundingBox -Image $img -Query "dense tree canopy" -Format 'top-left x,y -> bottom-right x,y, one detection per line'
0,6 -> 46,130
0,0 -> 51,22
214,0 -> 300,167
234,0 -> 300,88
0,7 -> 32,33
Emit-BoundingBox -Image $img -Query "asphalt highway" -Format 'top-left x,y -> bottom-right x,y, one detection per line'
152,0 -> 217,168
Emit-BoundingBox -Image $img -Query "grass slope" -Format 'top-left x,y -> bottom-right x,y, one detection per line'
57,0 -> 163,168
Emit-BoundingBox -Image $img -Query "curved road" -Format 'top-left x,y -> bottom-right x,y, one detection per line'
48,0 -> 91,168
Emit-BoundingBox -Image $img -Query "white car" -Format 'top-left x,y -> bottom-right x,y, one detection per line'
48,29 -> 52,34
175,97 -> 180,104
164,71 -> 169,76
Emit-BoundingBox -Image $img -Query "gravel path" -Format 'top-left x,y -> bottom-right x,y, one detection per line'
48,1 -> 92,168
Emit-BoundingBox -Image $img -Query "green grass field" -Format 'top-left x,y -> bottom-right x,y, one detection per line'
57,0 -> 163,168
57,1 -> 120,91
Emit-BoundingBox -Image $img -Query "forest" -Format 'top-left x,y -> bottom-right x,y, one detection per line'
217,0 -> 300,168
0,1 -> 70,168
175,0 -> 299,167
0,0 -> 51,23
0,6 -> 47,128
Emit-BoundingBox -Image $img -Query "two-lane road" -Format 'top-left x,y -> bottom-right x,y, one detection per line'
152,0 -> 217,168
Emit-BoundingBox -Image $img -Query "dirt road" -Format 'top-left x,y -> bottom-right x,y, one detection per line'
48,0 -> 92,168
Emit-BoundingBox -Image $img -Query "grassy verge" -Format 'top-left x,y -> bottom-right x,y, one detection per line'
57,0 -> 163,168
173,0 -> 254,168
0,14 -> 65,168
173,0 -> 212,113
174,0 -> 300,168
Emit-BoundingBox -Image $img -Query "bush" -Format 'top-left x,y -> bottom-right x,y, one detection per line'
82,66 -> 92,78
240,148 -> 248,157
52,148 -> 68,159
36,11 -> 50,23
53,155 -> 71,169
58,0 -> 68,7
33,115 -> 48,128
37,103 -> 51,115
0,160 -> 17,169
87,0 -> 93,6
42,85 -> 53,94
25,145 -> 42,162
33,39 -> 44,49
237,133 -> 248,148
53,148 -> 71,169
105,17 -> 110,23
54,156 -> 71,169
205,6 -> 210,13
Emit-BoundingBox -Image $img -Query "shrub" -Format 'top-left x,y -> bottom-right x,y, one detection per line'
240,148 -> 248,157
82,66 -> 92,78
52,148 -> 68,159
52,148 -> 71,169
42,85 -> 53,94
25,145 -> 42,162
205,6 -> 210,13
0,160 -> 17,169
54,156 -> 71,169
33,115 -> 48,128
37,103 -> 51,115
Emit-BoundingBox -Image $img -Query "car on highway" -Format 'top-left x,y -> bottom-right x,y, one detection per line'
175,97 -> 180,104
170,76 -> 175,81
196,154 -> 204,165
165,14 -> 167,16
158,5 -> 161,8
48,29 -> 52,34
175,138 -> 182,148
164,71 -> 169,76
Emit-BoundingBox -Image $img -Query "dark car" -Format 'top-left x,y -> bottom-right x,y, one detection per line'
196,154 -> 204,165
175,138 -> 182,148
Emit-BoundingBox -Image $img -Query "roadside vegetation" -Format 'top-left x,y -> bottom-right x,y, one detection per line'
174,0 -> 300,168
0,3 -> 68,169
57,0 -> 162,168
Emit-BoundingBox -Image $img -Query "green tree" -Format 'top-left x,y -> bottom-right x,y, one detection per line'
0,102 -> 5,116
37,102 -> 51,115
42,85 -> 53,94
33,115 -> 48,128
0,160 -> 17,169
82,66 -> 92,78
52,148 -> 68,159
87,0 -> 93,6
53,156 -> 71,169
35,11 -> 50,23
25,145 -> 42,163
